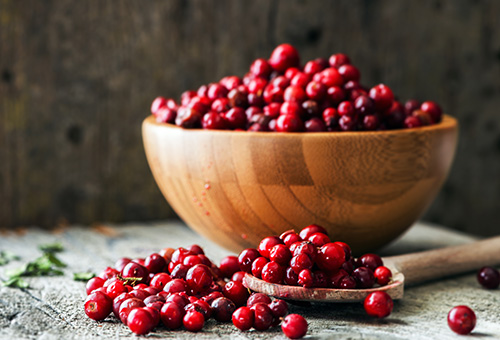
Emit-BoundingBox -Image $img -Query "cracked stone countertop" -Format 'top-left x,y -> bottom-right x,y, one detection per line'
0,220 -> 499,340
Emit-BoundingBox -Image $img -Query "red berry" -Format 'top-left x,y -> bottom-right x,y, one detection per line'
404,115 -> 422,128
219,256 -> 240,279
447,305 -> 476,335
280,101 -> 303,118
247,292 -> 272,307
105,280 -> 128,299
364,291 -> 393,318
166,292 -> 189,309
327,86 -> 346,105
358,253 -> 384,271
318,68 -> 344,87
223,280 -> 249,307
282,314 -> 308,339
369,84 -> 394,110
202,112 -> 226,130
307,232 -> 331,247
86,277 -> 105,295
185,264 -> 213,293
261,261 -> 285,284
119,297 -> 145,324
250,58 -> 272,78
339,276 -> 356,289
211,297 -> 236,322
404,99 -> 420,115
269,44 -> 300,72
127,307 -> 157,335
298,269 -> 315,288
477,266 -> 500,289
316,243 -> 345,272
269,299 -> 288,317
329,53 -> 351,68
338,64 -> 360,82
112,292 -> 133,318
333,241 -> 352,261
84,291 -> 112,321
420,101 -> 443,123
163,278 -> 188,294
374,266 -> 392,286
251,256 -> 269,278
144,253 -> 167,274
161,301 -> 185,329
284,85 -> 307,103
290,254 -> 313,274
305,118 -> 327,132
304,59 -> 326,75
353,267 -> 375,288
338,101 -> 355,116
269,244 -> 292,265
183,310 -> 205,332
290,72 -> 311,88
258,236 -> 283,259
305,81 -> 327,101
238,248 -> 260,273
232,306 -> 255,331
151,96 -> 168,115
250,302 -> 274,331
231,271 -> 246,282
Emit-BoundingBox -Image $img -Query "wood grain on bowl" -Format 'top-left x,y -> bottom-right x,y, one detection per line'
142,115 -> 458,254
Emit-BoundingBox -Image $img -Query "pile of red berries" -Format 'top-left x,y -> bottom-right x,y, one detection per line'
239,224 -> 392,289
83,243 -> 307,338
151,43 -> 443,132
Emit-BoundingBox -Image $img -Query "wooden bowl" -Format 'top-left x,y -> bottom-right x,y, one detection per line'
142,115 -> 458,254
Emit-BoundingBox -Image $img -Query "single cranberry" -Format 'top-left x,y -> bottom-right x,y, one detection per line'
114,258 -> 132,272
129,288 -> 150,301
185,299 -> 212,321
358,253 -> 384,271
248,122 -> 268,132
284,67 -> 301,79
319,68 -> 344,87
132,283 -> 149,290
250,58 -> 272,78
258,236 -> 283,259
166,292 -> 190,309
448,305 -> 476,335
269,244 -> 292,265
304,59 -> 326,75
269,44 -> 300,72
183,255 -> 203,267
238,249 -> 261,273
338,101 -> 355,116
231,271 -> 246,282
262,261 -> 285,284
316,243 -> 345,272
339,276 -> 357,289
160,301 -> 185,329
263,85 -> 284,103
163,278 -> 187,294
119,297 -> 146,324
354,95 -> 375,115
207,83 -> 228,100
105,280 -> 128,299
292,241 -> 317,261
127,307 -> 157,335
121,262 -> 149,284
220,75 -> 242,91
155,107 -> 177,124
185,264 -> 213,293
217,256 -> 239,279
327,86 -> 346,104
284,85 -> 307,103
385,106 -> 407,129
302,100 -> 319,117
282,314 -> 308,339
404,115 -> 422,128
144,294 -> 165,306
413,110 -> 433,125
341,258 -> 355,273
151,96 -> 168,115
290,254 -> 313,274
329,53 -> 351,68
181,90 -> 197,106
170,263 -> 189,279
246,106 -> 263,121
182,310 -> 205,332
248,77 -> 268,94
477,266 -> 500,289
144,253 -> 167,274
364,291 -> 393,318
84,291 -> 112,321
328,269 -> 348,288
251,256 -> 269,278
353,267 -> 375,288
224,107 -> 247,130
420,101 -> 442,123
86,277 -> 105,295
369,84 -> 394,111
112,292 -> 133,318
308,232 -> 331,247
247,293 -> 272,307
290,72 -> 311,88
305,81 -> 327,101
202,291 -> 224,305
175,106 -> 202,128
187,96 -> 210,114
99,266 -> 119,280
251,302 -> 274,331
280,230 -> 302,246
304,118 -> 326,132
404,99 -> 420,115
232,306 -> 255,331
269,299 -> 288,318
211,98 -> 231,113
210,297 -> 236,322
284,266 -> 299,286
338,64 -> 360,82
223,280 -> 249,307
298,269 -> 315,288
159,247 -> 175,262
333,241 -> 352,261
263,103 -> 281,119
363,114 -> 380,130
339,115 -> 357,131
279,102 -> 303,118
202,112 -> 226,130
271,75 -> 291,89
374,266 -> 392,286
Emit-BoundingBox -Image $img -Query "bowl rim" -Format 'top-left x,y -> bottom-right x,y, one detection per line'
144,114 -> 457,138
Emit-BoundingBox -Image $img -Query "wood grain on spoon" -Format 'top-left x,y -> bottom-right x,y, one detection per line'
243,236 -> 500,302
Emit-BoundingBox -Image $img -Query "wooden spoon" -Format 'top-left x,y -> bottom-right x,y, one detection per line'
242,236 -> 500,302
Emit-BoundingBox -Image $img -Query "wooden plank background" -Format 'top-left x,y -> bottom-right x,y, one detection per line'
0,0 -> 499,236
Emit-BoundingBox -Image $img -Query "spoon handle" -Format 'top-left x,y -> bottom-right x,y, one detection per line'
385,236 -> 500,286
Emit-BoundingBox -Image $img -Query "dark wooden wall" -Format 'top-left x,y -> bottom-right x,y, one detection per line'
1,0 -> 500,236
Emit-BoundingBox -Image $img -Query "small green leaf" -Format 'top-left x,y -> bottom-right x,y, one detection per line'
0,251 -> 20,266
39,243 -> 64,254
1,277 -> 29,289
73,272 -> 95,281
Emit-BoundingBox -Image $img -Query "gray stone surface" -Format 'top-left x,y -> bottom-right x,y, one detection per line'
0,221 -> 499,340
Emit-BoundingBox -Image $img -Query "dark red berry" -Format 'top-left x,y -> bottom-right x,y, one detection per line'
269,44 -> 300,72
269,299 -> 288,317
231,271 -> 246,282
202,112 -> 226,130
86,277 -> 105,295
284,266 -> 299,286
211,297 -> 236,322
477,266 -> 500,289
339,276 -> 356,289
420,101 -> 443,123
258,236 -> 283,259
185,264 -> 213,293
144,253 -> 167,274
353,267 -> 375,288
251,256 -> 269,278
219,256 -> 240,279
232,306 -> 255,331
364,291 -> 393,318
251,302 -> 274,331
338,64 -> 360,82
250,58 -> 272,78
127,307 -> 157,335
269,244 -> 292,265
170,263 -> 189,279
163,278 -> 188,294
282,314 -> 308,339
185,299 -> 212,321
374,266 -> 392,286
305,117 -> 327,132
161,301 -> 185,329
238,248 -> 260,273
316,243 -> 345,272
247,292 -> 272,307
369,84 -> 394,111
404,115 -> 422,128
121,262 -> 150,285
329,53 -> 351,68
119,297 -> 146,324
319,68 -> 344,87
307,232 -> 331,247
114,258 -> 132,272
358,253 -> 384,271
223,280 -> 249,307
298,269 -> 314,288
447,305 -> 476,335
261,261 -> 285,284
85,291 -> 112,321
290,254 -> 313,274
284,85 -> 307,103
112,292 -> 133,318
166,292 -> 190,309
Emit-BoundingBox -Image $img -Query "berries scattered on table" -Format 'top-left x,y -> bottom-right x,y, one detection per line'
447,305 -> 476,335
151,44 -> 443,132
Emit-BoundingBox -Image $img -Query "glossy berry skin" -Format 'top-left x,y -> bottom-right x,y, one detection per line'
364,291 -> 393,318
105,280 -> 128,299
447,305 -> 476,335
211,297 -> 236,322
183,310 -> 205,332
86,277 -> 105,295
308,232 -> 331,247
338,64 -> 360,82
119,298 -> 146,324
258,236 -> 283,259
232,306 -> 255,331
269,244 -> 292,265
269,299 -> 288,317
305,118 -> 327,132
185,264 -> 213,293
477,266 -> 500,289
113,292 -> 133,318
269,44 -> 300,72
223,280 -> 249,307
420,101 -> 442,123
404,115 -> 422,128
85,291 -> 112,321
251,256 -> 269,278
231,271 -> 246,283
329,53 -> 351,68
238,248 -> 261,273
250,302 -> 274,331
358,253 -> 384,271
282,314 -> 308,339
219,255 -> 240,279
299,225 -> 329,239
316,243 -> 345,272
339,276 -> 356,289
149,273 -> 172,290
247,293 -> 272,307
298,269 -> 315,288
127,307 -> 157,335
161,301 -> 185,330
353,267 -> 375,288
144,253 -> 167,274
250,58 -> 272,78
261,261 -> 285,284
163,278 -> 188,294
374,266 -> 392,286
121,262 -> 149,284
290,254 -> 313,274
369,84 -> 394,111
